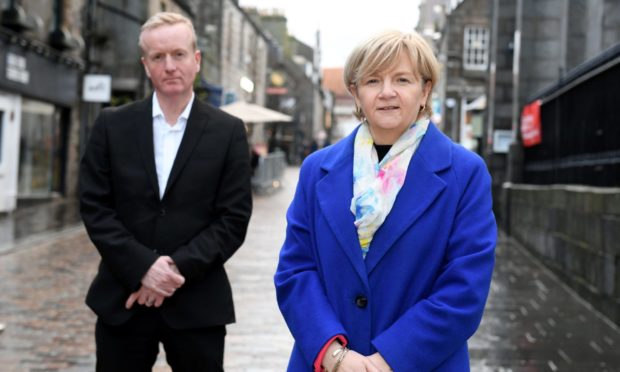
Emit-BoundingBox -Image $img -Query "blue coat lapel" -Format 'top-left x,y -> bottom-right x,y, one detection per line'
364,123 -> 451,274
316,127 -> 369,287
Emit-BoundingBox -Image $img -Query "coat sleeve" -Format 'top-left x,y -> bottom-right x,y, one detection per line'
274,158 -> 349,368
169,119 -> 252,284
79,110 -> 158,291
372,154 -> 497,371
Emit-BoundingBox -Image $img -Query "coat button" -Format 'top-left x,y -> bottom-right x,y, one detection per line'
159,208 -> 166,216
355,295 -> 368,308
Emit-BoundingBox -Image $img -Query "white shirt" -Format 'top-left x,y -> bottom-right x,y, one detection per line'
152,92 -> 195,199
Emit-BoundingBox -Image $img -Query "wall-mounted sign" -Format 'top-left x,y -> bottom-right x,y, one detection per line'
493,130 -> 513,153
83,74 -> 111,102
520,99 -> 542,147
240,76 -> 254,93
6,53 -> 29,84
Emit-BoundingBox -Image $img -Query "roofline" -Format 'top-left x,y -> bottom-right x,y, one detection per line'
528,42 -> 620,104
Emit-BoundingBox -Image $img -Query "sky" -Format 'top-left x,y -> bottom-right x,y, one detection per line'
238,0 -> 421,67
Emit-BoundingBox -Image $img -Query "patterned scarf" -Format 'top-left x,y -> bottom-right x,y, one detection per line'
350,119 -> 429,258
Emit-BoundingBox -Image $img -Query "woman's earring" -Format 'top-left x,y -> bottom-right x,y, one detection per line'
355,106 -> 365,121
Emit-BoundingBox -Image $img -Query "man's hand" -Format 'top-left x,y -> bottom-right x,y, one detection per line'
125,256 -> 185,309
125,286 -> 166,309
141,256 -> 185,296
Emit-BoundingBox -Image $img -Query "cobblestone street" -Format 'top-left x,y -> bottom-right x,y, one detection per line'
0,167 -> 619,371
0,226 -> 97,371
0,168 -> 297,372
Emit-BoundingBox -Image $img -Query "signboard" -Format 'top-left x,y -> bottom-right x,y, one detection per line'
83,74 -> 111,103
520,99 -> 542,147
6,53 -> 29,84
493,130 -> 513,153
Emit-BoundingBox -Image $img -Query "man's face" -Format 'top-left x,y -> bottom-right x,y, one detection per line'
141,23 -> 201,99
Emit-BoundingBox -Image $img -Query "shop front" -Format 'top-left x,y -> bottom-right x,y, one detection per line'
0,31 -> 80,212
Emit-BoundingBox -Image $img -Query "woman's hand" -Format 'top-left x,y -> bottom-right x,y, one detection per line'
368,352 -> 393,371
322,341 -> 381,372
336,349 -> 381,372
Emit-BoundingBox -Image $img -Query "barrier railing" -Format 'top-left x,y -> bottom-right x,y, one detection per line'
252,151 -> 287,193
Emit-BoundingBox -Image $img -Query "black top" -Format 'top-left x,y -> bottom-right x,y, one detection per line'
374,144 -> 392,162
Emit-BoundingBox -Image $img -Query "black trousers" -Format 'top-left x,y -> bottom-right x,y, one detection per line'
95,309 -> 225,372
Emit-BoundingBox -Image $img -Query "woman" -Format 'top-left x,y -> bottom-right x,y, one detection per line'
275,30 -> 496,371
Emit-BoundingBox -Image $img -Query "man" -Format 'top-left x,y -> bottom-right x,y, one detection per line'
79,12 -> 252,371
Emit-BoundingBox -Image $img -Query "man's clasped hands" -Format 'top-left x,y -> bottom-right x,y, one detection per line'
125,256 -> 185,309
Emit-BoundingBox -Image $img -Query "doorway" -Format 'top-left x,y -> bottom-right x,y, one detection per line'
0,92 -> 22,212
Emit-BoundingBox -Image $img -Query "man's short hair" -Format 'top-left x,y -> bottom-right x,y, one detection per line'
139,12 -> 197,54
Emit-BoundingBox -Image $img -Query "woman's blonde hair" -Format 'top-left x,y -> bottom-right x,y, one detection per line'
139,12 -> 197,55
344,30 -> 440,120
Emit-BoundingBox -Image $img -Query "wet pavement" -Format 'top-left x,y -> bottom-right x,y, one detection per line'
0,198 -> 81,255
0,167 -> 619,371
469,235 -> 620,371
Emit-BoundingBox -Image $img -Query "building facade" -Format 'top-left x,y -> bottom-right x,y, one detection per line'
220,1 -> 268,106
0,0 -> 322,212
0,0 -> 83,211
253,9 -> 325,164
441,0 -> 491,155
440,0 -> 620,325
322,67 -> 356,142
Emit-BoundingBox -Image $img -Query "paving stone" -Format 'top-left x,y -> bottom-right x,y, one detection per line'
0,167 -> 619,371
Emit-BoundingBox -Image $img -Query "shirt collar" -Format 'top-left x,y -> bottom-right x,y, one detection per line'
152,92 -> 195,124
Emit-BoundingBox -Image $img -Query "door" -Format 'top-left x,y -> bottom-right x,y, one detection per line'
0,92 -> 22,212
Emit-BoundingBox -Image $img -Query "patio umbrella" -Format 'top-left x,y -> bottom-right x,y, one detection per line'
220,101 -> 293,123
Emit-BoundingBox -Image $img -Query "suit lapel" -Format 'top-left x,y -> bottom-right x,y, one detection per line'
364,124 -> 451,274
163,99 -> 209,198
135,97 -> 160,198
316,129 -> 369,287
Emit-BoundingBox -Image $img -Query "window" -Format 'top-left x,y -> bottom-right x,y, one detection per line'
463,26 -> 489,71
18,99 -> 61,196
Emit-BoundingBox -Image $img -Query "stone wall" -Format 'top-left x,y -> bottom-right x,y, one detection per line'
502,183 -> 620,326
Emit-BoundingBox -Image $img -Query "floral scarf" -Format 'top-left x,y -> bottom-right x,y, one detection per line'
350,119 -> 429,258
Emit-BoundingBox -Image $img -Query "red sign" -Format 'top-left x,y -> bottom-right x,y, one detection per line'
266,87 -> 288,95
520,99 -> 542,147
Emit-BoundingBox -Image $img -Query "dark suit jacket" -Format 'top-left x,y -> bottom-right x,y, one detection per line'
79,95 -> 252,329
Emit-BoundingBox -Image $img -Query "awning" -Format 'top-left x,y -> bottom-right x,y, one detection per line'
220,101 -> 292,123
464,95 -> 486,111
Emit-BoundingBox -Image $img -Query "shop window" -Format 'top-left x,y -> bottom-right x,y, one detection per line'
18,99 -> 61,197
463,26 -> 489,71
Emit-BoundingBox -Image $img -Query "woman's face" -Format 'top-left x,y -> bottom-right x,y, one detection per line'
351,54 -> 430,144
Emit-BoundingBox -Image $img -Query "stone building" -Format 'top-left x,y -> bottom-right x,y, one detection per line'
441,0 -> 620,326
0,0 -> 83,211
250,9 -> 325,164
322,67 -> 356,142
440,0 -> 490,155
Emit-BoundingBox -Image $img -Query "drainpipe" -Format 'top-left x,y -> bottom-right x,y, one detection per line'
79,0 -> 96,158
507,0 -> 524,183
486,0 -> 498,159
511,0 -> 522,140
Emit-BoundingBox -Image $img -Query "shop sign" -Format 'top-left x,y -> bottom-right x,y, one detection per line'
6,53 -> 29,84
520,99 -> 542,147
83,74 -> 111,102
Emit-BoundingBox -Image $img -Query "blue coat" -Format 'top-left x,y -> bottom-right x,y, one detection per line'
275,123 -> 497,371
